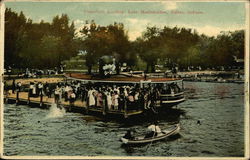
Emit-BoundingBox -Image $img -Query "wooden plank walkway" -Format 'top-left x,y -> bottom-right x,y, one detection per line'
5,92 -> 86,108
4,92 -> 143,118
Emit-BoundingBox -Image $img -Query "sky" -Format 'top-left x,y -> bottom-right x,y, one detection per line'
4,1 -> 246,41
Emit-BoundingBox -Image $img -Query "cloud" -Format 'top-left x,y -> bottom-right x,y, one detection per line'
128,30 -> 143,41
126,21 -> 245,40
74,19 -> 85,26
161,1 -> 178,10
75,23 -> 91,38
194,25 -> 224,36
74,18 -> 151,40
38,16 -> 52,22
74,17 -> 244,41
167,23 -> 245,37
125,18 -> 151,41
195,25 -> 245,36
74,19 -> 88,37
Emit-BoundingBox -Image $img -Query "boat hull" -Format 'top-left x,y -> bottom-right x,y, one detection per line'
121,124 -> 180,145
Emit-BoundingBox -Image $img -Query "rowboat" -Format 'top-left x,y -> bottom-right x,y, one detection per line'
121,124 -> 180,145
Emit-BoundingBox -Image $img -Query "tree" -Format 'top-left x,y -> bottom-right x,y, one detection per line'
80,21 -> 130,75
4,8 -> 245,72
136,26 -> 162,73
136,26 -> 199,72
39,35 -> 61,68
51,14 -> 78,66
5,9 -> 79,69
5,8 -> 27,67
80,21 -> 108,74
17,20 -> 51,68
107,22 -> 130,74
231,30 -> 244,59
159,27 -> 199,69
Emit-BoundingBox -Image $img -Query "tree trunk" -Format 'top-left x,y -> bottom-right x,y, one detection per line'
146,63 -> 149,73
116,62 -> 120,75
88,65 -> 92,74
151,63 -> 155,73
99,60 -> 104,76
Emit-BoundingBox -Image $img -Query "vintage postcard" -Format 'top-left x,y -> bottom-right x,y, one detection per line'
0,0 -> 249,159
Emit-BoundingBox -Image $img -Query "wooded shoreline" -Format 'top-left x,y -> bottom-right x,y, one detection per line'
4,69 -> 245,86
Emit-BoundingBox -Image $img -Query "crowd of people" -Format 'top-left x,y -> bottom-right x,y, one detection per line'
8,79 -> 182,111
46,81 -> 163,111
23,67 -> 64,78
4,66 -> 64,78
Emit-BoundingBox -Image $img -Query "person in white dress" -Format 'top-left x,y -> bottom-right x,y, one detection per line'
88,88 -> 95,107
54,86 -> 60,104
124,87 -> 128,97
114,91 -> 119,110
106,92 -> 112,110
33,82 -> 37,95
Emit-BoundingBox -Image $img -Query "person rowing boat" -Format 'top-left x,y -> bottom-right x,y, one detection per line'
145,122 -> 161,138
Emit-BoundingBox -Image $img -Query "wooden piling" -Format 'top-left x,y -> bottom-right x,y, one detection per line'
4,97 -> 7,104
102,98 -> 106,116
40,93 -> 43,107
27,91 -> 30,105
102,106 -> 106,115
69,101 -> 72,112
86,99 -> 89,114
5,90 -> 9,104
16,91 -> 19,105
124,99 -> 128,118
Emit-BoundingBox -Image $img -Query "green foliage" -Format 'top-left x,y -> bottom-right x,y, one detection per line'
4,9 -> 79,69
134,56 -> 147,71
135,26 -> 244,71
80,21 -> 131,74
62,55 -> 87,70
135,26 -> 199,72
197,31 -> 244,68
5,8 -> 245,73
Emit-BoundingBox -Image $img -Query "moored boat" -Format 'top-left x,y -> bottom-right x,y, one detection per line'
120,124 -> 180,145
66,73 -> 185,110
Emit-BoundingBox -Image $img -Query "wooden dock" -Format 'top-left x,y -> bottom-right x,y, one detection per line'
4,91 -> 143,118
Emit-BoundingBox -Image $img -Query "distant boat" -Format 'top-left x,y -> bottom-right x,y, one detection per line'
120,124 -> 180,145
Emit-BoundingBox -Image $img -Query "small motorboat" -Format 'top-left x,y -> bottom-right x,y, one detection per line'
121,124 -> 180,145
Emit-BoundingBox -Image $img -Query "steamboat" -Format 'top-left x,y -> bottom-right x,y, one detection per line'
65,72 -> 185,118
4,56 -> 185,119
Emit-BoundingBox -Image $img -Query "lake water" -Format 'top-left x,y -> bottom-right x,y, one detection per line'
3,82 -> 245,157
